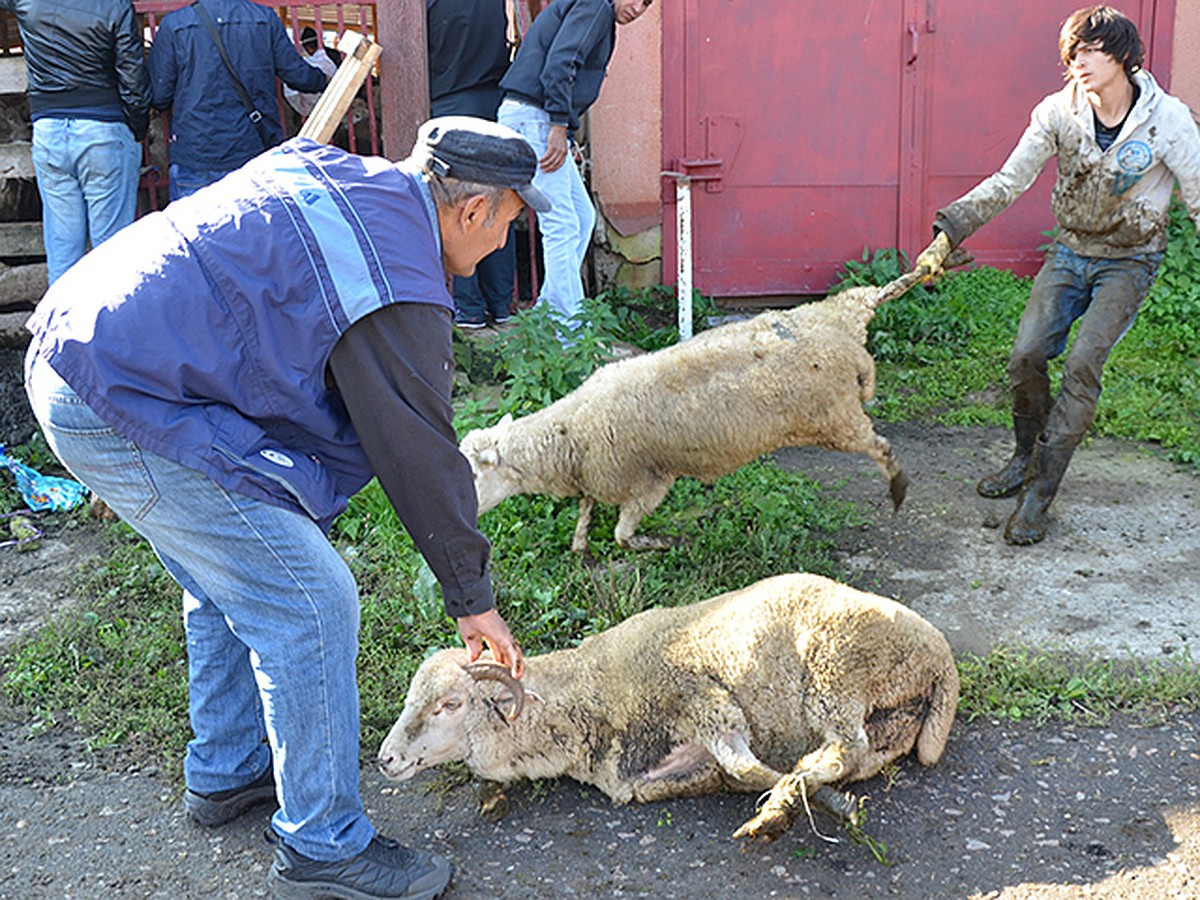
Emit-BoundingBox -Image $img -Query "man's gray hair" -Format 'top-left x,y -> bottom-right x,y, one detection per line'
425,172 -> 509,226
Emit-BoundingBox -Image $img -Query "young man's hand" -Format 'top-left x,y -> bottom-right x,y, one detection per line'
914,232 -> 952,281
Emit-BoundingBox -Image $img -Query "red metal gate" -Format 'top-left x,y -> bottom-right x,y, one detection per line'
664,0 -> 1174,299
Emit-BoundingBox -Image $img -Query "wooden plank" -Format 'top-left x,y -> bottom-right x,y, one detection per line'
0,141 -> 33,178
0,55 -> 25,95
0,221 -> 43,258
297,30 -> 381,145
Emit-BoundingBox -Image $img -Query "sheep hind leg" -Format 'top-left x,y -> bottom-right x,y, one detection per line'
614,477 -> 679,550
732,741 -> 860,843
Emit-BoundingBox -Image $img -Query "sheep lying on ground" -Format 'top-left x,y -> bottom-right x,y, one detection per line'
378,572 -> 959,842
460,264 -> 941,554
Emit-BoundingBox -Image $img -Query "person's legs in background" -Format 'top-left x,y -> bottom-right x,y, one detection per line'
76,119 -> 142,249
434,88 -> 518,327
169,163 -> 236,202
498,99 -> 591,331
32,118 -> 143,284
32,118 -> 88,285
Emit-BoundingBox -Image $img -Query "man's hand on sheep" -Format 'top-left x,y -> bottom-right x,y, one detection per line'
457,609 -> 525,678
913,231 -> 952,282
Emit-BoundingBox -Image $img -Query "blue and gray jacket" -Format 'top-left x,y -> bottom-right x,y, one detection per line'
27,138 -> 452,533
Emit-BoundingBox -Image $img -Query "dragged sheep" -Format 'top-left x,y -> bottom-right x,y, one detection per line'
460,261 -> 946,554
378,572 -> 959,842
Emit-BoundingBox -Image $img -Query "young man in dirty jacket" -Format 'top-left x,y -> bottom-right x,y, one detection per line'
921,5 -> 1200,546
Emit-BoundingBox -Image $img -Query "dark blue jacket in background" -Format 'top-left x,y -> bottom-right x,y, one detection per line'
499,0 -> 616,132
146,0 -> 327,172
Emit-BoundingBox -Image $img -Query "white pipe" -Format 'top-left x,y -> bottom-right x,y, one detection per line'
675,175 -> 693,341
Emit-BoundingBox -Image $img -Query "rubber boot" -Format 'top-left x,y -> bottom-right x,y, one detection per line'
977,414 -> 1043,499
1004,440 -> 1074,545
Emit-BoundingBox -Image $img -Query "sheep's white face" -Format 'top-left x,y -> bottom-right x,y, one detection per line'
378,652 -> 475,781
459,420 -> 520,513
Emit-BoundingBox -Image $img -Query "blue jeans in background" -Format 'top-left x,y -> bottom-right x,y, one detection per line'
432,86 -> 517,325
1010,242 -> 1162,448
169,162 -> 236,202
31,117 -> 141,284
498,98 -> 595,329
24,353 -> 375,862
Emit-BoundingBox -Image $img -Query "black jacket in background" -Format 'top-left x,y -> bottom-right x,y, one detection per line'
0,0 -> 151,141
426,0 -> 510,106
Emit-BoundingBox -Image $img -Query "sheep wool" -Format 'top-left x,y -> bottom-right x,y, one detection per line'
378,572 -> 959,842
460,276 -> 926,554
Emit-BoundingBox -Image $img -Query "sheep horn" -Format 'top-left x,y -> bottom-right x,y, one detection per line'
464,661 -> 525,722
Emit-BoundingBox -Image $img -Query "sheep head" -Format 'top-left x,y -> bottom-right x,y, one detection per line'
377,649 -> 526,782
459,415 -> 522,513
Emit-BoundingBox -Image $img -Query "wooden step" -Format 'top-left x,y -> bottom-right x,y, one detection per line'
0,221 -> 42,258
0,55 -> 26,96
0,140 -> 32,178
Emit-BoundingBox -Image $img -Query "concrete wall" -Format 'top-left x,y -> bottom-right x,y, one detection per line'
1170,0 -> 1200,111
589,3 -> 663,291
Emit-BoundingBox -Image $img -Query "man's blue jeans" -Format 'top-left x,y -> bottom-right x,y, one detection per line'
498,98 -> 595,328
24,354 -> 375,862
1010,243 -> 1162,447
31,118 -> 141,284
168,163 -> 236,202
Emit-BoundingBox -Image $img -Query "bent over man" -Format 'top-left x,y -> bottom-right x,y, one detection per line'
25,117 -> 548,899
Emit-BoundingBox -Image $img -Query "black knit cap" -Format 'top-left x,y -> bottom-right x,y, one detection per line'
416,116 -> 550,212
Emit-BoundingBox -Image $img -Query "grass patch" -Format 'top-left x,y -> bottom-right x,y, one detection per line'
2,237 -> 1198,775
957,645 -> 1199,725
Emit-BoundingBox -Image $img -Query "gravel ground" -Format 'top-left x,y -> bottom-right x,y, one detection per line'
1,340 -> 1198,897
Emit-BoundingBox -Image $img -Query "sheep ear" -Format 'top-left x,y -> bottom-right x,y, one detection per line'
477,447 -> 500,468
498,413 -> 513,426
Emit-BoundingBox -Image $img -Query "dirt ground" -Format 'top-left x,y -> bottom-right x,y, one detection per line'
0,342 -> 1198,898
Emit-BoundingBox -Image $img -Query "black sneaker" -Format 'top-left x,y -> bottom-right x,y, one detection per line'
183,766 -> 276,827
267,832 -> 453,899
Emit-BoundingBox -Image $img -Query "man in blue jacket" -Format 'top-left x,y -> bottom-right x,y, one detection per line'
25,117 -> 547,899
498,0 -> 654,332
0,0 -> 151,284
146,0 -> 328,200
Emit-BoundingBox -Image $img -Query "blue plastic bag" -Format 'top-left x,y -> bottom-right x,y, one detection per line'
0,444 -> 88,512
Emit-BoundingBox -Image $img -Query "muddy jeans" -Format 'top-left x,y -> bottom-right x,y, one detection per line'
1008,243 -> 1162,448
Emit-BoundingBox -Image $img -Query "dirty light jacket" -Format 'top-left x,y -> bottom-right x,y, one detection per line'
499,0 -> 616,132
0,0 -> 151,139
26,139 -> 495,618
937,70 -> 1200,258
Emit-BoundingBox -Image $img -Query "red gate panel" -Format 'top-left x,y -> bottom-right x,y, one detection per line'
665,0 -> 1174,299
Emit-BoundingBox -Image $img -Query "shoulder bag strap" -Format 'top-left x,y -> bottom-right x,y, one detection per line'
190,0 -> 274,149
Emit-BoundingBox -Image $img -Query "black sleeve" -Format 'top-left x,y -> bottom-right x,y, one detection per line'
327,302 -> 495,619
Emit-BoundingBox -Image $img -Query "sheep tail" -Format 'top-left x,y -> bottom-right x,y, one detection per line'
914,657 -> 960,766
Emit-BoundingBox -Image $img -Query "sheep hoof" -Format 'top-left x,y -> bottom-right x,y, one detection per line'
732,808 -> 790,843
889,472 -> 909,511
479,781 -> 510,823
620,533 -> 685,551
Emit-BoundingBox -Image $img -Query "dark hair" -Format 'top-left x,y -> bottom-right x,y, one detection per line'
1059,6 -> 1144,77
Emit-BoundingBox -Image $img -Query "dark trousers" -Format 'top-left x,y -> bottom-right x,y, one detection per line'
1008,242 -> 1162,448
432,85 -> 517,323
